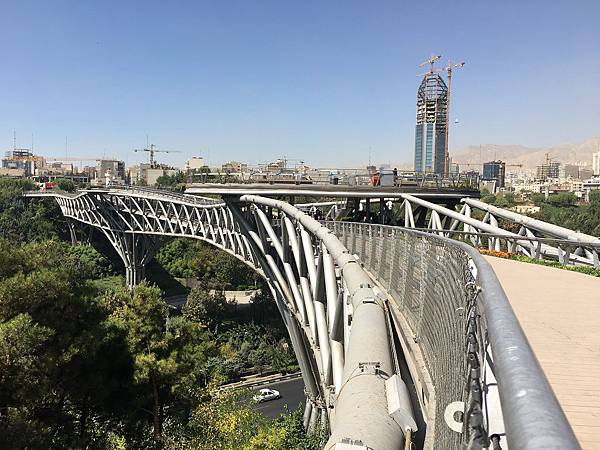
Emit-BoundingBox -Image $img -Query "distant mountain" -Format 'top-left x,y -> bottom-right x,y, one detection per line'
450,137 -> 600,170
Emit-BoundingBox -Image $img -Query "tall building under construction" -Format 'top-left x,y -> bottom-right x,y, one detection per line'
414,71 -> 448,175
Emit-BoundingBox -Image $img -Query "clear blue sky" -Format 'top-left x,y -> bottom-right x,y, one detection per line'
1,0 -> 599,168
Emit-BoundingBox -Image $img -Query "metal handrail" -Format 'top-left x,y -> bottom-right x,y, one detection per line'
24,186 -> 222,206
398,226 -> 600,250
325,221 -> 580,449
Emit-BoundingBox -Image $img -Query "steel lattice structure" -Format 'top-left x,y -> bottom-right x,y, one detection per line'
25,186 -> 580,450
312,194 -> 600,267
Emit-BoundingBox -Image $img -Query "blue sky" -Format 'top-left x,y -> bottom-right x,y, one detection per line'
1,0 -> 599,168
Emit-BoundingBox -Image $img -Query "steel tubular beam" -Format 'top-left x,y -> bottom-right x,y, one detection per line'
463,198 -> 600,245
238,194 -> 405,450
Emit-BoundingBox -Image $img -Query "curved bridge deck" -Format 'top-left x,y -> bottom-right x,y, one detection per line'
486,257 -> 600,449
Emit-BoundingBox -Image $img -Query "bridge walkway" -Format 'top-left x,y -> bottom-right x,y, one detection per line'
485,257 -> 600,450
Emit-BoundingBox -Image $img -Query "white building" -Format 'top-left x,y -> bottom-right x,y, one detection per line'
186,157 -> 205,171
129,163 -> 178,186
583,177 -> 600,200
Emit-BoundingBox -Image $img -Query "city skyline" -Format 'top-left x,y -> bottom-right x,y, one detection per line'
2,0 -> 599,168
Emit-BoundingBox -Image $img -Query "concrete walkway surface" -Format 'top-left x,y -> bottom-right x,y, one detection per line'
485,257 -> 600,450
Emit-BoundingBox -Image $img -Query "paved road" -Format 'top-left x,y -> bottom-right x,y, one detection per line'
166,290 -> 257,309
252,377 -> 305,419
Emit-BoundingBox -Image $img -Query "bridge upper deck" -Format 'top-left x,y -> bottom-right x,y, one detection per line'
485,257 -> 600,450
185,182 -> 479,201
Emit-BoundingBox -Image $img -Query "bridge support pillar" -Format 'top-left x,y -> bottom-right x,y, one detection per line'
67,219 -> 78,245
110,233 -> 161,289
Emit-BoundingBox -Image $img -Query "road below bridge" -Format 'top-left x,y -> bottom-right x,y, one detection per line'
486,256 -> 600,450
252,377 -> 305,419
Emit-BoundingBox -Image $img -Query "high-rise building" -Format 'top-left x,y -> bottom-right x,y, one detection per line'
482,160 -> 506,188
414,73 -> 448,174
536,161 -> 561,180
593,151 -> 600,176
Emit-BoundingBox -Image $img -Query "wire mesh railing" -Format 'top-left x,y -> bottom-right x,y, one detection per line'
404,227 -> 600,268
325,221 -> 579,450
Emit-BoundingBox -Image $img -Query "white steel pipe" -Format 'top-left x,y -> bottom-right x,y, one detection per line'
462,197 -> 600,245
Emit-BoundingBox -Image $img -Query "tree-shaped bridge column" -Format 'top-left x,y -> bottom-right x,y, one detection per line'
110,233 -> 161,288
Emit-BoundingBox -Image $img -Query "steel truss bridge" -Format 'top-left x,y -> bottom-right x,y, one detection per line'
25,186 -> 584,450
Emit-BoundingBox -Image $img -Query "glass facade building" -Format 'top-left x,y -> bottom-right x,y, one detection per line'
482,161 -> 506,188
414,73 -> 448,175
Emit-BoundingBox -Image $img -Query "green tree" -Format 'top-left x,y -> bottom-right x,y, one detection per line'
0,314 -> 54,412
547,192 -> 577,207
589,190 -> 600,206
249,342 -> 271,376
155,239 -> 260,289
102,283 -> 216,443
156,172 -> 185,189
55,178 -> 76,192
244,410 -> 322,450
0,177 -> 65,242
0,239 -> 135,448
481,193 -> 497,205
183,287 -> 234,331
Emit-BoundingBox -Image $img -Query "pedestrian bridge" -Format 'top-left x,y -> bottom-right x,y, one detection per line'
25,186 -> 589,450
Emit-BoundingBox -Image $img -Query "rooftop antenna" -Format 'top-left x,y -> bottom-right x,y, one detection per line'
31,133 -> 34,153
13,129 -> 16,151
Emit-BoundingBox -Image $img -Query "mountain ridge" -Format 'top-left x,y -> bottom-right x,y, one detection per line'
449,137 -> 600,169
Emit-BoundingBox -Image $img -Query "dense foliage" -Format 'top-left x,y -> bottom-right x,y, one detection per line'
0,178 -> 66,241
531,190 -> 600,236
155,238 -> 260,290
155,172 -> 186,191
0,177 -> 314,449
54,178 -> 77,192
0,242 -> 309,448
480,188 -> 600,236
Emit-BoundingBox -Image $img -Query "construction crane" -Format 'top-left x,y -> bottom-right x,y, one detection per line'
134,144 -> 181,168
418,54 -> 442,74
457,161 -> 523,170
444,60 -> 465,177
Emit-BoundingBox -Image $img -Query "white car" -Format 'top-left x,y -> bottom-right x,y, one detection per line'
253,388 -> 281,403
